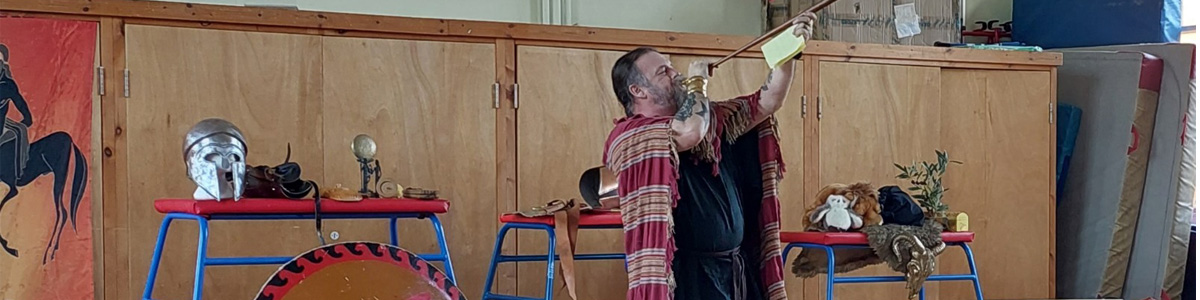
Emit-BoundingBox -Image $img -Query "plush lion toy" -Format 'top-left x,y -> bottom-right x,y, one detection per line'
803,182 -> 883,231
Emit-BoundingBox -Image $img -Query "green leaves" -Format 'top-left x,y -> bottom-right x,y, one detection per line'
894,149 -> 960,216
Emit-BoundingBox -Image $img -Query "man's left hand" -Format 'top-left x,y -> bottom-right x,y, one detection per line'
687,59 -> 718,80
792,12 -> 816,40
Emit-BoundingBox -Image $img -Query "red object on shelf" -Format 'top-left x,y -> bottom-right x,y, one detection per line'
154,198 -> 450,216
961,30 -> 1012,44
499,210 -> 623,227
779,231 -> 975,245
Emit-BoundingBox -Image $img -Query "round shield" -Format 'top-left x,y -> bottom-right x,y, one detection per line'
255,241 -> 463,300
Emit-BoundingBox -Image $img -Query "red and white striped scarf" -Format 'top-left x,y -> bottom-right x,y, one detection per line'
603,91 -> 787,300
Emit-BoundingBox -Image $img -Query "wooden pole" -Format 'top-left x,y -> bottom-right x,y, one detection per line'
709,0 -> 841,73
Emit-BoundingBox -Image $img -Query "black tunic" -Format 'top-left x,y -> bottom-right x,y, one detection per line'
672,132 -> 765,300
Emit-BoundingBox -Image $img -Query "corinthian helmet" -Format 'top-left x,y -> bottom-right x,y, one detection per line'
183,118 -> 247,201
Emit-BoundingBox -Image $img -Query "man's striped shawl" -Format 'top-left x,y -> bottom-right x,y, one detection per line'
603,91 -> 788,300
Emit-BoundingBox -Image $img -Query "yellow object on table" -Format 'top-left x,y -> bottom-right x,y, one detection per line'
946,211 -> 969,232
762,24 -> 807,69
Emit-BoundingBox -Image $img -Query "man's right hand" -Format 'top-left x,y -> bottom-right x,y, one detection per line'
687,59 -> 717,80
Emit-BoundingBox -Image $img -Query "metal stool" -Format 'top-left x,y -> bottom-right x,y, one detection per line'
142,198 -> 457,300
780,231 -> 983,300
480,211 -> 625,300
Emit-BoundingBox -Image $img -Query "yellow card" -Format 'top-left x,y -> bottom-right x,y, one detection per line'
762,24 -> 807,69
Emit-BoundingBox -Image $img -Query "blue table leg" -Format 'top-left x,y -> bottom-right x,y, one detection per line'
142,214 -> 175,300
390,217 -> 399,247
480,223 -> 515,300
962,243 -> 984,300
142,213 -> 209,300
822,244 -> 835,300
429,215 -> 457,284
193,216 -> 210,300
543,227 -> 558,300
781,243 -> 798,266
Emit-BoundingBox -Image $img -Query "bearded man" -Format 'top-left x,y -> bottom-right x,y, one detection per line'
601,13 -> 816,300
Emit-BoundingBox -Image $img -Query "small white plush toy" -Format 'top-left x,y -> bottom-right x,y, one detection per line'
809,194 -> 864,231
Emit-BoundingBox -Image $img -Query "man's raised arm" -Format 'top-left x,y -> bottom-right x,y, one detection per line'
670,60 -> 714,151
744,12 -> 815,129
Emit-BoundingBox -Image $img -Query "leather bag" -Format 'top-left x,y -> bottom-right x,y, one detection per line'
515,199 -> 581,299
242,145 -> 326,244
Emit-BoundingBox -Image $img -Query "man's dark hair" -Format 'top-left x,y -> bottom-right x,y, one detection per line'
611,47 -> 658,116
0,44 -> 8,61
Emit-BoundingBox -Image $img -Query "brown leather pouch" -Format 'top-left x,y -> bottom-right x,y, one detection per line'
514,199 -> 581,300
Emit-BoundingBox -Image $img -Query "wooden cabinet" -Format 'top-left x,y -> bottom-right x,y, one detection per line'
320,36 -> 500,300
2,3 -> 1058,299
123,25 -> 326,300
513,46 -> 628,299
938,69 -> 1054,300
120,25 -> 501,300
796,62 -> 1055,300
813,61 -> 944,300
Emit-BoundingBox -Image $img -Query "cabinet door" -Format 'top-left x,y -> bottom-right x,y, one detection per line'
669,55 -> 809,299
320,36 -> 497,300
816,61 -> 942,300
515,46 -> 628,299
939,69 -> 1052,300
124,25 -> 324,300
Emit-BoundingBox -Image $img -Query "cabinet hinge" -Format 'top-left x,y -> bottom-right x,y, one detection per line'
122,69 -> 130,98
492,82 -> 500,109
800,95 -> 807,118
97,66 -> 105,96
512,83 -> 520,109
817,96 -> 823,120
1049,102 -> 1054,124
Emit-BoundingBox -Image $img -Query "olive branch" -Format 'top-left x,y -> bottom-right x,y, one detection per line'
894,150 -> 961,220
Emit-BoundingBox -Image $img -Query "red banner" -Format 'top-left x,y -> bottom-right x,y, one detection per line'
0,16 -> 97,300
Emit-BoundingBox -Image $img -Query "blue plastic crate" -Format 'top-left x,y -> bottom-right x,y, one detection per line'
1013,0 -> 1182,49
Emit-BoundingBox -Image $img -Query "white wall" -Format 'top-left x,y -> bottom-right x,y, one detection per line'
575,0 -> 764,36
150,0 -> 765,36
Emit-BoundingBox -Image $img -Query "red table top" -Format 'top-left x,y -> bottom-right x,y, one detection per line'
154,198 -> 450,216
499,210 -> 622,227
779,231 -> 974,245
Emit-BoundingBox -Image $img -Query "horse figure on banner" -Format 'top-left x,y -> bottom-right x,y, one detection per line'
0,43 -> 90,264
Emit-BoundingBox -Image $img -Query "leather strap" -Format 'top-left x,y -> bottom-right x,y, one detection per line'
552,199 -> 581,300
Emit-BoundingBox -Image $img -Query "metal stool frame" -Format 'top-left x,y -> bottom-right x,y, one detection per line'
142,212 -> 456,300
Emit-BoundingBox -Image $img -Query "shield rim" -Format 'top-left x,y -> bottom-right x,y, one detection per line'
253,241 -> 462,300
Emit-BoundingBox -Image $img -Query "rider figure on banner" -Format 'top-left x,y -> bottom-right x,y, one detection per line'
0,44 -> 34,187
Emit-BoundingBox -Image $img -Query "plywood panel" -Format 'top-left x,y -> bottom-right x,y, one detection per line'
124,25 -> 323,299
816,61 -> 942,300
514,46 -> 627,299
939,69 -> 1053,300
670,55 -> 808,299
320,36 -> 497,300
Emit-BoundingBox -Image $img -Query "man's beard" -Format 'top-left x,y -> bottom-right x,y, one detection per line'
647,82 -> 688,110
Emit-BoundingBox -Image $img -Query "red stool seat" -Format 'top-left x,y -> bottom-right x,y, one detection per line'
499,210 -> 622,227
154,198 -> 450,216
779,231 -> 975,245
